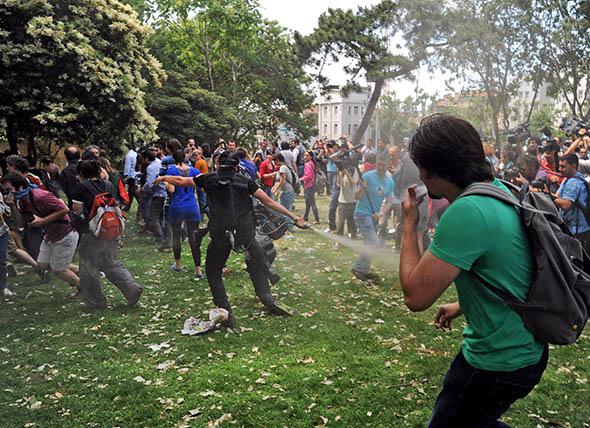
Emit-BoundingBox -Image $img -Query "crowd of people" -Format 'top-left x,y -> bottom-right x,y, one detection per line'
1,114 -> 588,427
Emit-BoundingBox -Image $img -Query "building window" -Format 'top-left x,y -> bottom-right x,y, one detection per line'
324,106 -> 328,115
334,123 -> 338,134
354,106 -> 358,115
353,124 -> 358,134
348,106 -> 352,115
361,107 -> 364,115
334,105 -> 338,114
348,124 -> 351,135
323,124 -> 328,135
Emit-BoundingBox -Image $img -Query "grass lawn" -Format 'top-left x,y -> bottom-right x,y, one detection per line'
1,194 -> 589,427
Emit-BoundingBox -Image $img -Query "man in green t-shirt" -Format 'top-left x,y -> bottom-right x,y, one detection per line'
399,114 -> 548,428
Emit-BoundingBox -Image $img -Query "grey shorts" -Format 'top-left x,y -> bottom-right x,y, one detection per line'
37,230 -> 79,272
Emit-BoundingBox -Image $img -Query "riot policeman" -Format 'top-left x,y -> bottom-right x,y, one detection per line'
155,151 -> 305,327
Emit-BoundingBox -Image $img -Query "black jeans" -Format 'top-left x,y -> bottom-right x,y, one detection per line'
205,228 -> 275,315
327,172 -> 339,230
428,347 -> 548,428
124,177 -> 138,212
303,186 -> 319,222
171,220 -> 202,267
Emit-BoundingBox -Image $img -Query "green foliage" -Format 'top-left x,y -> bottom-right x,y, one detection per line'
377,93 -> 425,144
136,0 -> 314,144
441,0 -> 532,145
529,0 -> 590,120
0,0 -> 164,157
529,104 -> 556,136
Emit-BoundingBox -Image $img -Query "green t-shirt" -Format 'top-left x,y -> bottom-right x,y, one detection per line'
429,178 -> 544,371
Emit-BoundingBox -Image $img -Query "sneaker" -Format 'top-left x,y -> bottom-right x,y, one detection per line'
157,243 -> 172,252
365,272 -> 380,282
2,288 -> 14,297
170,264 -> 184,272
69,287 -> 83,300
266,302 -> 294,316
268,271 -> 281,285
128,287 -> 143,308
195,272 -> 204,281
352,269 -> 369,281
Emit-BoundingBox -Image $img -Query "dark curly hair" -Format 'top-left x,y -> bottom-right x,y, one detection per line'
410,114 -> 492,188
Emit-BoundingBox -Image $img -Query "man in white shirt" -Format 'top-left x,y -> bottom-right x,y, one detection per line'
123,146 -> 138,212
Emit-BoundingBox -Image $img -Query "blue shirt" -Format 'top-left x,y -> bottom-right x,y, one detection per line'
124,149 -> 137,179
355,170 -> 394,216
166,165 -> 201,220
326,159 -> 337,173
557,172 -> 590,234
146,159 -> 167,198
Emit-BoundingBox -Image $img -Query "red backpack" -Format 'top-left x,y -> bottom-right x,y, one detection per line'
85,182 -> 125,240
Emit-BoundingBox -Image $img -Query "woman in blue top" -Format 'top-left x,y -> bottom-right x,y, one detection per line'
163,150 -> 204,279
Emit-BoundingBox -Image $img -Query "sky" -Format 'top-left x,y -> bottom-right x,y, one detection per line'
258,0 -> 452,100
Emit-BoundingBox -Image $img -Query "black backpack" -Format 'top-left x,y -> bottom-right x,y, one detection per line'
460,180 -> 590,345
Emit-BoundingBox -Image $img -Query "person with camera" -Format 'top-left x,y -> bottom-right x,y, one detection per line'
400,114 -> 547,427
335,160 -> 358,241
548,154 -> 590,252
155,151 -> 305,327
271,153 -> 297,217
300,151 -> 320,224
351,153 -> 394,282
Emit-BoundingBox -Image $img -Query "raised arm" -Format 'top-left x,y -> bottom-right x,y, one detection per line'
154,175 -> 196,188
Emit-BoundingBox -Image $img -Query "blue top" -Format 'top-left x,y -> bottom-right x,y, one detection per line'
159,155 -> 175,175
146,159 -> 167,198
326,159 -> 337,173
355,170 -> 394,216
557,172 -> 590,234
239,160 -> 258,180
166,165 -> 201,220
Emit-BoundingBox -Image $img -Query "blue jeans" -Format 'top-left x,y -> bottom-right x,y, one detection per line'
352,213 -> 379,276
0,232 -> 7,290
280,190 -> 296,227
303,186 -> 319,222
327,172 -> 340,230
428,347 -> 548,428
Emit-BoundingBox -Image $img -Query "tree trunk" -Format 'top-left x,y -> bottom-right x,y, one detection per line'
27,135 -> 37,165
353,77 -> 384,146
491,105 -> 501,148
5,117 -> 19,154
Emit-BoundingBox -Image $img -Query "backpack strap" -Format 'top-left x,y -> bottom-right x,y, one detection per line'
460,182 -> 563,224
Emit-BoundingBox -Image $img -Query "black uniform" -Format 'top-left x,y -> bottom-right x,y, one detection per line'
194,170 -> 277,317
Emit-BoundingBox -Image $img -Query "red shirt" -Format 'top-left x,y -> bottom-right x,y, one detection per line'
19,189 -> 72,242
259,158 -> 278,187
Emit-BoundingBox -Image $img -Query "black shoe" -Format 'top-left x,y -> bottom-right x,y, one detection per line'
40,269 -> 52,284
128,287 -> 143,308
352,269 -> 369,281
69,287 -> 83,300
268,271 -> 281,285
221,312 -> 235,328
6,263 -> 16,278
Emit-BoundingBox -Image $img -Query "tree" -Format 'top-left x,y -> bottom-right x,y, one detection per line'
296,0 -> 445,146
530,0 -> 590,120
441,0 -> 532,147
128,0 -> 314,145
377,92 -> 428,144
0,0 -> 164,159
529,104 -> 556,136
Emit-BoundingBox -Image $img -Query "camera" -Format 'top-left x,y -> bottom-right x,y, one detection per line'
505,124 -> 531,145
501,167 -> 522,184
331,145 -> 362,171
559,117 -> 587,136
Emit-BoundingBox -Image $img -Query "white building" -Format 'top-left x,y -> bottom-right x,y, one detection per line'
316,85 -> 376,143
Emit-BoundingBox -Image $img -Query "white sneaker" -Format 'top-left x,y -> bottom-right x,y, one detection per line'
2,288 -> 14,296
323,228 -> 333,234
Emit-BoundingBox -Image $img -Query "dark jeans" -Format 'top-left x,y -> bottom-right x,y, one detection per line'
124,177 -> 137,212
336,202 -> 356,238
327,171 -> 339,230
148,196 -> 170,245
0,232 -> 8,290
205,228 -> 275,315
303,186 -> 319,222
428,347 -> 548,428
171,220 -> 202,267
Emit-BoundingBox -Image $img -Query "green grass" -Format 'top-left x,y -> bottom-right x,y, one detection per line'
1,194 -> 589,427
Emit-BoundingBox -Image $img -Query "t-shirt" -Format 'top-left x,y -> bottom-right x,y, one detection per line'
337,169 -> 359,203
166,165 -> 201,219
277,164 -> 294,193
72,179 -> 109,217
355,170 -> 394,216
557,172 -> 590,234
280,150 -> 296,170
194,158 -> 209,175
19,189 -> 72,242
429,178 -> 543,371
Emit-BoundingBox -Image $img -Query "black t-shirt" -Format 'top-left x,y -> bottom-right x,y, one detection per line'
194,172 -> 259,239
72,179 -> 110,216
